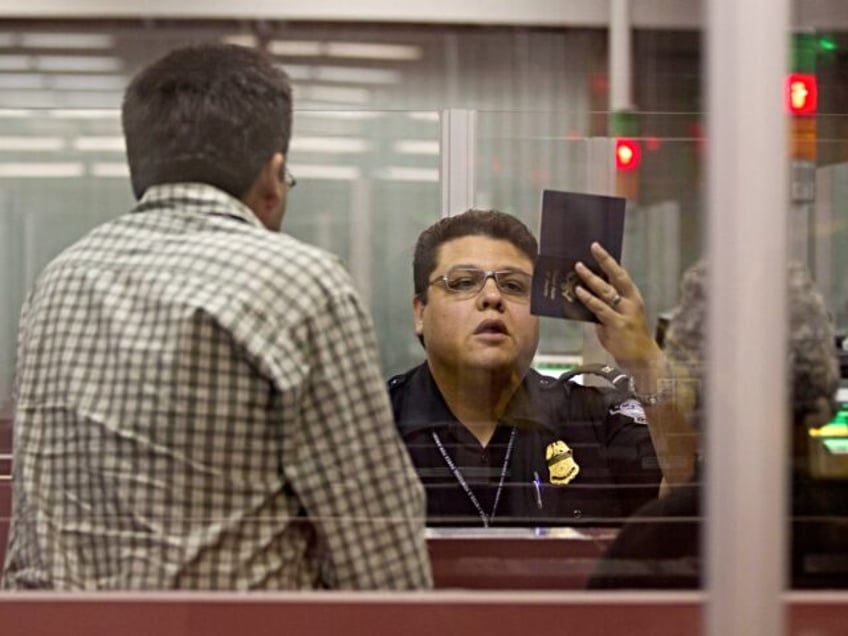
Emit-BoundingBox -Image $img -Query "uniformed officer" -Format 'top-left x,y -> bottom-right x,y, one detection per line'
390,209 -> 696,527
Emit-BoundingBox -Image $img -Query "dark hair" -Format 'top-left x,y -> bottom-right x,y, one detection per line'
121,43 -> 292,200
413,209 -> 538,303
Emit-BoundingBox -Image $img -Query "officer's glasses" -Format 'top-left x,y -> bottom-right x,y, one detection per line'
428,266 -> 532,300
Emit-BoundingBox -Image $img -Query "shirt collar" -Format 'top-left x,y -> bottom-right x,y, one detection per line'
399,363 -> 551,437
132,183 -> 266,229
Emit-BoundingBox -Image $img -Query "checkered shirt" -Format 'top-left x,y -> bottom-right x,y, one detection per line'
2,183 -> 432,590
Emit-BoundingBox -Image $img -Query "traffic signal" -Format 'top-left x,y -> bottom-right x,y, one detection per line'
785,73 -> 818,115
785,73 -> 817,161
614,138 -> 641,171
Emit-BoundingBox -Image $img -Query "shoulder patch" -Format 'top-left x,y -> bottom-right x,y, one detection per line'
609,398 -> 648,425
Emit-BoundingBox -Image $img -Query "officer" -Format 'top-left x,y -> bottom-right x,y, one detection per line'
390,209 -> 695,526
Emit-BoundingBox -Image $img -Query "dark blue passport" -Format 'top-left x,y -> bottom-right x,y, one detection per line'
530,189 -> 626,322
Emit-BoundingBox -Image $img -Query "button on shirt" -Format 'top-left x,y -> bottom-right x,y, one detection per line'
390,363 -> 661,527
3,183 -> 432,590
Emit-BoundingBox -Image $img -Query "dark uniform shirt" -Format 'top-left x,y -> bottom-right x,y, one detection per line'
389,363 -> 662,527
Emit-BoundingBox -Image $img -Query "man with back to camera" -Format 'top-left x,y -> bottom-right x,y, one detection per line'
389,209 -> 696,527
2,43 -> 431,590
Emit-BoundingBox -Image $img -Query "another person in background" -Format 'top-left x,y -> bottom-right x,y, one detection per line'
389,209 -> 696,526
2,43 -> 431,590
588,261 -> 848,589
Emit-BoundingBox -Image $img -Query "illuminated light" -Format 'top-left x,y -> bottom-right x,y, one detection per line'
614,138 -> 641,171
222,34 -> 258,49
394,140 -> 440,155
90,162 -> 129,177
325,42 -> 421,61
784,73 -> 817,115
818,37 -> 838,52
289,136 -> 370,153
374,166 -> 439,182
0,136 -> 64,151
290,165 -> 361,180
35,55 -> 122,72
0,162 -> 83,177
73,136 -> 125,151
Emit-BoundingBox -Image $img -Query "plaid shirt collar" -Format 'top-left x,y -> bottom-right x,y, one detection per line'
132,182 -> 266,229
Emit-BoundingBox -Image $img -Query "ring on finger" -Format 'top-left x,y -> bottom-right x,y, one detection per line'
608,291 -> 622,308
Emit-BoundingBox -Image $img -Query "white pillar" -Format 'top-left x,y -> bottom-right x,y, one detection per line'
706,0 -> 789,634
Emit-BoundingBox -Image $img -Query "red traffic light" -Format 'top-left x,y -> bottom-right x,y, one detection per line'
785,73 -> 817,115
615,138 -> 641,171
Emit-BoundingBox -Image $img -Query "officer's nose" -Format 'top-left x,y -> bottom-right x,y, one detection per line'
477,276 -> 505,311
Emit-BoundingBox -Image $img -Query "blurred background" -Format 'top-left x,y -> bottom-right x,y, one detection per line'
3,4 -> 848,410
0,0 -> 847,618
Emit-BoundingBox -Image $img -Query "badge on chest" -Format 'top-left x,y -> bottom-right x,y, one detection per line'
545,440 -> 580,485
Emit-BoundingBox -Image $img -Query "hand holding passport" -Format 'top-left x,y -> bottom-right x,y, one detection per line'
530,189 -> 626,322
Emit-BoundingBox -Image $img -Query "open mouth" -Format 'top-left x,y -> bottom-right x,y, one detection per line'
474,319 -> 508,336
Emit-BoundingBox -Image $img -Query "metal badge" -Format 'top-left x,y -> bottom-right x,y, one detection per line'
545,440 -> 580,485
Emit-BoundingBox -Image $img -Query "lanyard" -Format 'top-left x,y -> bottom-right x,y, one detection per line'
431,427 -> 516,527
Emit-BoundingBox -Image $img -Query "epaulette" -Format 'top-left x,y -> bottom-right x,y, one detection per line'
387,369 -> 413,392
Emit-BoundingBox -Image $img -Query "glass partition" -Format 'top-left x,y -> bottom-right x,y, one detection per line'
0,13 -> 846,624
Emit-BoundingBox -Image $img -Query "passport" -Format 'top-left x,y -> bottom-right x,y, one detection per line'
530,189 -> 626,322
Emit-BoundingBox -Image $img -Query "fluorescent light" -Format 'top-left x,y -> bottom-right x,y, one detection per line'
291,164 -> 361,180
394,140 -> 440,155
270,40 -> 323,57
296,85 -> 371,105
222,34 -> 258,49
90,162 -> 129,177
374,167 -> 439,182
21,33 -> 116,49
269,40 -> 421,61
0,162 -> 84,177
48,108 -> 119,120
408,111 -> 440,122
277,64 -> 312,81
290,136 -> 369,153
0,109 -> 34,118
326,42 -> 421,61
0,136 -> 64,151
314,66 -> 400,84
73,136 -> 125,151
36,55 -> 122,73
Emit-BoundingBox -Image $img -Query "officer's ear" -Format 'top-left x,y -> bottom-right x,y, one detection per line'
413,296 -> 424,336
413,294 -> 425,346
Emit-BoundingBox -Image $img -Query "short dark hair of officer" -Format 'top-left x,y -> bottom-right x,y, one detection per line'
122,43 -> 292,201
413,209 -> 539,305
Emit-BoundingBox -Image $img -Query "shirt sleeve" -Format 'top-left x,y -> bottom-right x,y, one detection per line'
284,289 -> 432,590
